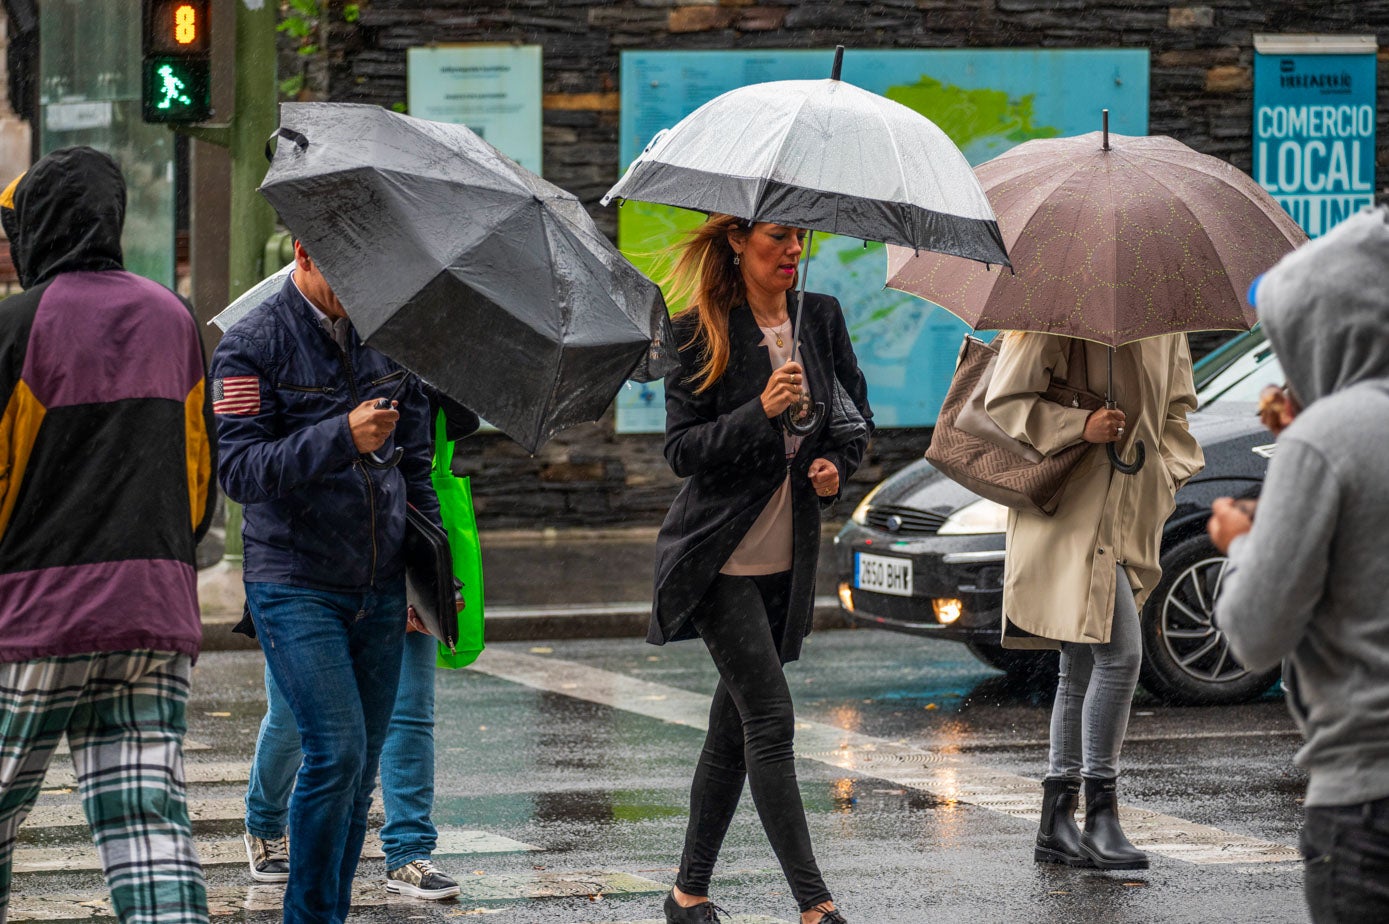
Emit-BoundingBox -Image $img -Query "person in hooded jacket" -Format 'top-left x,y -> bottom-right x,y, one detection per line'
1208,206 -> 1389,924
0,147 -> 216,924
651,215 -> 872,924
985,330 -> 1203,871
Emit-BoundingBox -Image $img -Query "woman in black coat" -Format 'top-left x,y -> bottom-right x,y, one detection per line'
651,214 -> 872,924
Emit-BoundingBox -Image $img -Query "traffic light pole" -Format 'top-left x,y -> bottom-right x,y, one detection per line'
177,0 -> 279,562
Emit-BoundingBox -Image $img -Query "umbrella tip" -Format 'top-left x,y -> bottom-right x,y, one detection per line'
1102,109 -> 1110,151
831,46 -> 845,81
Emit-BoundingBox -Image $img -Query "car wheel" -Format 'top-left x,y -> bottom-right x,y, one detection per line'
1139,534 -> 1280,705
965,641 -> 1059,683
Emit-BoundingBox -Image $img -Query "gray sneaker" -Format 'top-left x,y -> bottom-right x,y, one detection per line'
243,831 -> 289,883
385,858 -> 461,900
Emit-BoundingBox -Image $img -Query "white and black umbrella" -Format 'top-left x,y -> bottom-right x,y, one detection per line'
602,49 -> 1007,266
602,47 -> 1008,432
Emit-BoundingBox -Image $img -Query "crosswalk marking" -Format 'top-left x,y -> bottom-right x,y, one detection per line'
11,827 -> 535,875
40,760 -> 249,790
19,795 -> 384,834
469,648 -> 1301,866
8,870 -> 667,921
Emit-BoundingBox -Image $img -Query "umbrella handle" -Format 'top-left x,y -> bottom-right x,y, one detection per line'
359,377 -> 414,469
1107,439 -> 1145,475
362,447 -> 404,470
265,127 -> 310,163
781,401 -> 825,436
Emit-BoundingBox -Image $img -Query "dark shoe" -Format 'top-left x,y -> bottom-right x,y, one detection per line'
243,831 -> 289,883
1080,776 -> 1150,870
664,890 -> 728,922
809,906 -> 848,923
1035,776 -> 1093,867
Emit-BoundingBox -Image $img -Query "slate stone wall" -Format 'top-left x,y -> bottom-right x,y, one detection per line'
316,1 -> 1389,528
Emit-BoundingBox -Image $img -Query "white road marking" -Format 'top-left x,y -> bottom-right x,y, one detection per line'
468,648 -> 1300,866
11,827 -> 534,875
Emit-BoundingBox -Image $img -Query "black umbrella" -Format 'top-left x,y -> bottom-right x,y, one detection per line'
259,102 -> 676,453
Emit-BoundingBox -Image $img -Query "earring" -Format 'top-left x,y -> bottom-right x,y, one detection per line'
732,254 -> 741,266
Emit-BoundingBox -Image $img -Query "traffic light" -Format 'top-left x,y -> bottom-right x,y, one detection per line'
141,0 -> 212,123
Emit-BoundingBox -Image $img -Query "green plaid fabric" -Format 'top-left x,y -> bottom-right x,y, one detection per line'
0,651 -> 207,924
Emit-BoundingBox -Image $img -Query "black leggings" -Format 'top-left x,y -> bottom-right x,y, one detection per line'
675,572 -> 832,912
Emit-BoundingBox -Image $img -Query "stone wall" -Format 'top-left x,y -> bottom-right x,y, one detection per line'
318,1 -> 1389,529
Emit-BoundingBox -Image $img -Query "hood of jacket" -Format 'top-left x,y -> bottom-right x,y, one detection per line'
1254,206 -> 1389,406
1,146 -> 125,289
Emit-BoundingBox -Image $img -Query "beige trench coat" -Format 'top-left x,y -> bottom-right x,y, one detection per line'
985,332 -> 1205,648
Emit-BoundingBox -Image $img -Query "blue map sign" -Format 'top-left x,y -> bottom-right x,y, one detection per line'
1254,38 -> 1377,238
615,49 -> 1150,432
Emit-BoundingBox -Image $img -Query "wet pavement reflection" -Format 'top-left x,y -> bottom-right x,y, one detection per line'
12,629 -> 1307,923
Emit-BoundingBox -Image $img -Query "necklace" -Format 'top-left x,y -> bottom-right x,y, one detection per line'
758,318 -> 790,347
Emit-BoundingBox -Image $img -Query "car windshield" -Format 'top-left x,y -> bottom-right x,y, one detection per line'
1196,337 -> 1283,408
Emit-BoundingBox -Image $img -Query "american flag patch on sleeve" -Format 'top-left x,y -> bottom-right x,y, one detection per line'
212,376 -> 261,415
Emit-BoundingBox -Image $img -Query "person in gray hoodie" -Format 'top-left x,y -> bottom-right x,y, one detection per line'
1208,205 -> 1389,924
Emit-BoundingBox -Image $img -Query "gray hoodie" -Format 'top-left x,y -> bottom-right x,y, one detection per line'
1215,206 -> 1389,808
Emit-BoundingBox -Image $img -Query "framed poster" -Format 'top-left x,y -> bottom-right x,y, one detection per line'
1253,34 -> 1377,239
408,44 -> 543,174
615,49 -> 1150,432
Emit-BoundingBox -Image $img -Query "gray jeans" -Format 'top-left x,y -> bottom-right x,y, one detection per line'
1047,565 -> 1142,779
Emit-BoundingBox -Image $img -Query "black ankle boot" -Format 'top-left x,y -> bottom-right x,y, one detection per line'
1035,776 -> 1092,867
1079,776 -> 1149,870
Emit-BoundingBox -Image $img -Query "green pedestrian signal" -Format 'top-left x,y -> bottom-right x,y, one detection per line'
141,1 -> 212,123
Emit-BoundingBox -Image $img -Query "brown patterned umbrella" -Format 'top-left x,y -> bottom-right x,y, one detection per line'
886,128 -> 1306,347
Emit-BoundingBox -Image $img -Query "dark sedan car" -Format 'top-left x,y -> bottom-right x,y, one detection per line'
835,333 -> 1283,705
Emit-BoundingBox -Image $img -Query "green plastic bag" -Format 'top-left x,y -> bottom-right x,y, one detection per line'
430,412 -> 485,668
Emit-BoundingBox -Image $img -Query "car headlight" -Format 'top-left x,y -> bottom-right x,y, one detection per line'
937,498 -> 1010,535
850,482 -> 885,526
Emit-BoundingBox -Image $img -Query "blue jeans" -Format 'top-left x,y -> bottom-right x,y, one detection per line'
244,580 -> 406,924
245,630 -> 439,869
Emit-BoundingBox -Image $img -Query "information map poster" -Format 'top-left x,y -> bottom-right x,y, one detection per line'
615,49 -> 1149,432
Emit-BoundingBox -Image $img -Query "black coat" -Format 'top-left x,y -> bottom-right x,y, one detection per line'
650,292 -> 873,663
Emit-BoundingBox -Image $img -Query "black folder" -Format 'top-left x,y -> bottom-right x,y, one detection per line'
403,504 -> 459,654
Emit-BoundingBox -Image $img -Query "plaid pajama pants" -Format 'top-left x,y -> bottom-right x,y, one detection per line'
0,650 -> 207,924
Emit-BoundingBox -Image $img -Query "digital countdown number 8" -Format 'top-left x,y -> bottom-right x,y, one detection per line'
175,3 -> 197,45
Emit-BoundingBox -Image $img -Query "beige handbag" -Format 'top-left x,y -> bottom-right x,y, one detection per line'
925,335 -> 1103,516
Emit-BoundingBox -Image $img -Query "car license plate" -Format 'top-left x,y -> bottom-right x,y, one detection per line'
854,552 -> 913,596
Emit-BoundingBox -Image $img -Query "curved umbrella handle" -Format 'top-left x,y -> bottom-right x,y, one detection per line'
1108,438 -> 1146,475
362,447 -> 404,470
265,127 -> 310,163
781,401 -> 825,437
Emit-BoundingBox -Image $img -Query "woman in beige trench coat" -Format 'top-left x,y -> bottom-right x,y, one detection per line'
985,331 -> 1205,870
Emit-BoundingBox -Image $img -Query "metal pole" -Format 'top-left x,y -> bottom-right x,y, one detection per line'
788,229 -> 814,358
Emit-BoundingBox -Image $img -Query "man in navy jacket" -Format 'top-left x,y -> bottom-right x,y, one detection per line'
211,240 -> 440,924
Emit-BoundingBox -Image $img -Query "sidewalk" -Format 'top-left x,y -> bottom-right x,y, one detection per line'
198,525 -> 850,652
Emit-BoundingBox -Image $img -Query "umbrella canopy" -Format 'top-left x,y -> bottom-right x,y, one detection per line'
885,130 -> 1307,346
601,65 -> 1008,267
259,102 -> 676,453
210,262 -> 293,332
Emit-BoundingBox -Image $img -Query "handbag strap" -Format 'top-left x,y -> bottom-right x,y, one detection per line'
1059,336 -> 1091,388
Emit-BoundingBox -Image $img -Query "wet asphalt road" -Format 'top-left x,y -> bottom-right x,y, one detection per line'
14,628 -> 1309,923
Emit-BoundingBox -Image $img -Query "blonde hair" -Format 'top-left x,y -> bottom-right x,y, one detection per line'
661,214 -> 750,394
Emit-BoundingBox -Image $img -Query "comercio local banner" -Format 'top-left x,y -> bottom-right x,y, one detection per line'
614,48 -> 1149,432
1253,34 -> 1377,238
